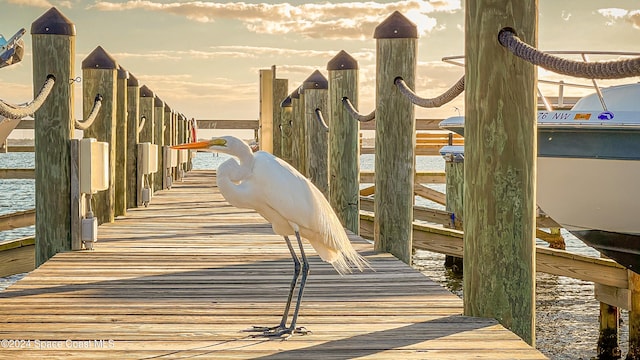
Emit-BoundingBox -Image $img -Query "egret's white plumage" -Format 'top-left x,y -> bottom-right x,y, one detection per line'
173,135 -> 369,337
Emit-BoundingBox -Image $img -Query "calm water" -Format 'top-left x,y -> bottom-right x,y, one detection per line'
0,151 -> 629,359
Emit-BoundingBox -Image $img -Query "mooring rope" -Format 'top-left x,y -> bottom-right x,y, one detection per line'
499,28 -> 640,79
342,97 -> 375,122
314,108 -> 329,132
0,75 -> 56,120
137,115 -> 146,135
395,76 -> 465,108
75,94 -> 103,130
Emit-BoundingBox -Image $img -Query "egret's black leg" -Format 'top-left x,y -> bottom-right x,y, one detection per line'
287,230 -> 310,333
246,235 -> 300,335
278,235 -> 301,328
246,231 -> 311,340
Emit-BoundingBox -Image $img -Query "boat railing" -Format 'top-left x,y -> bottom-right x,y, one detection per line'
442,50 -> 640,111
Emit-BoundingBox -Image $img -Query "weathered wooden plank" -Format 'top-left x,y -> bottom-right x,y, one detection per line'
360,213 -> 628,289
360,171 -> 446,184
0,238 -> 34,277
0,168 -> 35,179
0,209 -> 35,230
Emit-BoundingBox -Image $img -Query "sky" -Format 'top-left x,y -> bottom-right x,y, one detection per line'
1,0 -> 639,139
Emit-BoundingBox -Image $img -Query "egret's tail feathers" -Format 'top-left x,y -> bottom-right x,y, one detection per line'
307,186 -> 373,275
328,247 -> 372,275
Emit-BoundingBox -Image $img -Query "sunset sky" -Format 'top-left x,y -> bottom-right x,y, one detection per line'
1,0 -> 639,138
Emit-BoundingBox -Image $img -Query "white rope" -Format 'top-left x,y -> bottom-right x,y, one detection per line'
75,95 -> 103,130
342,97 -> 375,122
0,75 -> 55,119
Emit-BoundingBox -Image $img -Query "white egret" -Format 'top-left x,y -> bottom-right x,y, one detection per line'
173,136 -> 370,338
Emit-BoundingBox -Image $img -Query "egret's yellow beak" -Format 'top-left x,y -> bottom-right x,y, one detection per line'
172,138 -> 226,150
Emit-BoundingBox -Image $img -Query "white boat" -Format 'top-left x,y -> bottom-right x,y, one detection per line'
440,79 -> 640,273
0,28 -> 25,69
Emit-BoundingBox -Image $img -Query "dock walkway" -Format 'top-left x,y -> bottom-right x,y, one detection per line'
0,170 -> 547,359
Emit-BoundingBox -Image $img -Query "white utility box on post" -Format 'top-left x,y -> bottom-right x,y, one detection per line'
80,138 -> 109,194
177,149 -> 189,164
79,138 -> 109,250
139,142 -> 159,175
138,142 -> 158,207
169,148 -> 178,167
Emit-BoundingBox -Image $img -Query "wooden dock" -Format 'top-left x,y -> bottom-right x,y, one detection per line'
0,170 -> 547,359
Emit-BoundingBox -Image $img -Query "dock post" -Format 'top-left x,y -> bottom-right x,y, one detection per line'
126,73 -> 140,209
303,70 -> 329,196
171,110 -> 178,181
280,96 -> 293,164
138,85 -> 154,199
259,68 -> 274,153
596,301 -> 621,359
298,87 -> 307,175
163,104 -> 172,188
153,96 -> 164,192
443,148 -> 464,273
628,271 -> 640,359
114,66 -> 128,217
31,7 -> 76,266
372,11 -> 417,264
81,46 -> 118,225
289,88 -> 302,171
327,50 -> 360,234
464,0 -> 537,345
273,77 -> 288,158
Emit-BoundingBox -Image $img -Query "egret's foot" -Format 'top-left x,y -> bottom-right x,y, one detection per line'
243,325 -> 283,333
246,325 -> 310,340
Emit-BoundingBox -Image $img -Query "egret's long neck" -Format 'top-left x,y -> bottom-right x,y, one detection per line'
221,142 -> 255,183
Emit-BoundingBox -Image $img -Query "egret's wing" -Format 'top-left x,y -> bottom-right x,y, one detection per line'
250,152 -> 317,230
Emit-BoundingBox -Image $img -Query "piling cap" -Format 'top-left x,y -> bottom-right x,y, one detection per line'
374,11 -> 418,39
127,73 -> 139,87
31,7 -> 76,35
140,85 -> 153,97
280,96 -> 292,108
290,87 -> 300,99
154,96 -> 164,108
327,50 -> 358,71
164,103 -> 171,112
301,70 -> 328,91
117,65 -> 129,79
82,46 -> 118,70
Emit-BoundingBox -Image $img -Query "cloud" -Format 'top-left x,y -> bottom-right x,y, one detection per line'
110,46 -> 376,63
90,0 -> 462,39
6,0 -> 53,8
597,8 -> 640,29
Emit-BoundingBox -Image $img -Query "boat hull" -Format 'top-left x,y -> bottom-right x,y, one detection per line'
440,109 -> 640,273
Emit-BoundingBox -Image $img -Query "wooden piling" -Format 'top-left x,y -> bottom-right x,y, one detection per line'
597,301 -> 621,359
114,66 -> 128,217
31,7 -> 76,266
289,89 -> 302,170
81,46 -> 118,225
327,50 -> 360,234
153,96 -> 164,192
464,1 -> 537,345
138,85 -> 154,198
280,96 -> 293,164
163,104 -> 172,188
303,70 -> 329,196
629,271 -> 640,359
259,68 -> 274,153
125,73 -> 139,209
273,77 -> 288,158
372,12 -> 417,265
444,149 -> 464,273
